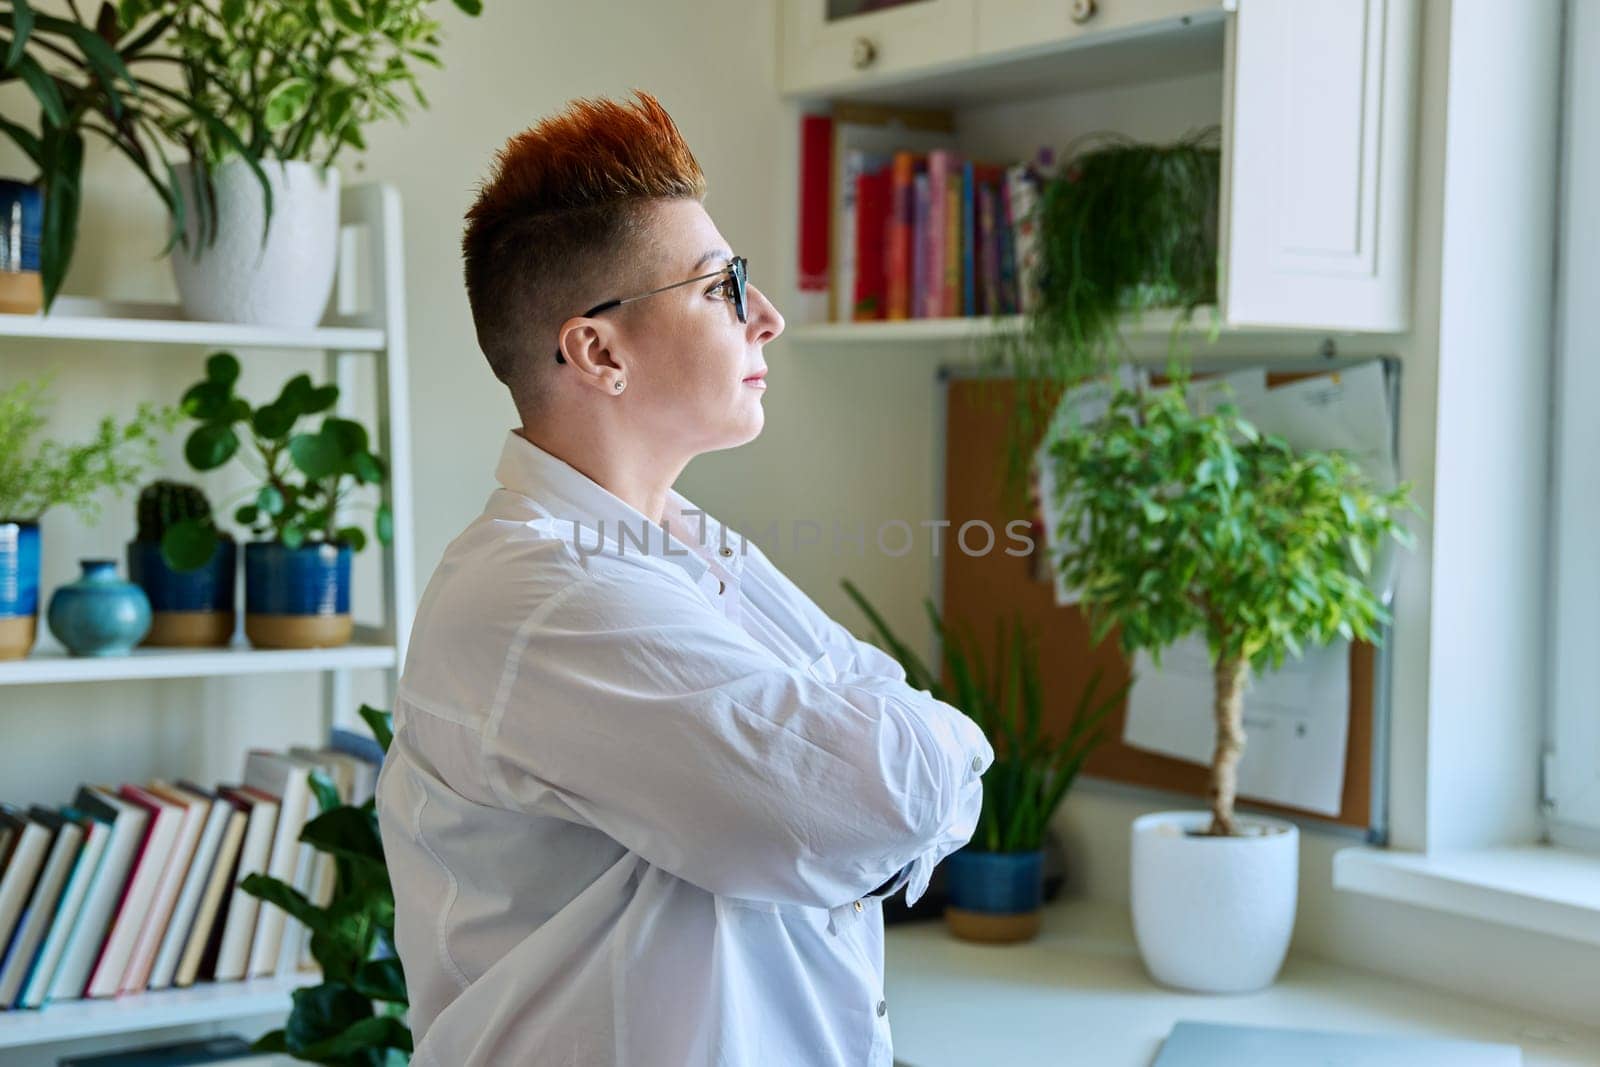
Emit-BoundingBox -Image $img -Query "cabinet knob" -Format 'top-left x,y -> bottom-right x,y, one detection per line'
851,36 -> 878,70
1071,0 -> 1098,24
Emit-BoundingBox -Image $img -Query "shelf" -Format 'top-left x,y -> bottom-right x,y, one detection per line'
0,297 -> 385,352
0,973 -> 317,1050
0,639 -> 398,686
786,308 -> 1214,344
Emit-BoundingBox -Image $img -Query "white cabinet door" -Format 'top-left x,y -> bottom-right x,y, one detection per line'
780,0 -> 977,96
977,0 -> 1225,61
1220,0 -> 1419,332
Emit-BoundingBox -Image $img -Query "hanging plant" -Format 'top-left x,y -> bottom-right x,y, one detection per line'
985,127 -> 1224,505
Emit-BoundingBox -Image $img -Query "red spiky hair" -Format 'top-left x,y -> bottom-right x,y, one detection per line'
462,90 -> 707,410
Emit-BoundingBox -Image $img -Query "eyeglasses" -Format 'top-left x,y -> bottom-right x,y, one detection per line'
555,255 -> 748,364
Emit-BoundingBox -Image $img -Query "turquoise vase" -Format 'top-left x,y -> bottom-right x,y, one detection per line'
47,559 -> 152,657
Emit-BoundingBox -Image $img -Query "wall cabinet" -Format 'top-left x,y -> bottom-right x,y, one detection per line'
780,0 -> 1419,335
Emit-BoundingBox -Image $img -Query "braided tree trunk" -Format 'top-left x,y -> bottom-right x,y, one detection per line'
1209,655 -> 1250,836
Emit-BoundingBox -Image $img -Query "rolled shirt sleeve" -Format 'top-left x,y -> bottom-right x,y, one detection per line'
481,563 -> 994,911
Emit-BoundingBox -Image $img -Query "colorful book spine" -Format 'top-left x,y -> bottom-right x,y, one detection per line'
887,151 -> 917,320
997,175 -> 1019,314
961,161 -> 977,317
853,165 -> 892,321
912,171 -> 931,319
926,150 -> 955,319
978,180 -> 1000,316
1007,161 -> 1045,314
797,114 -> 833,294
944,165 -> 962,317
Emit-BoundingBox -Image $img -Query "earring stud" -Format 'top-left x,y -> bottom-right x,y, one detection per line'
614,379 -> 625,392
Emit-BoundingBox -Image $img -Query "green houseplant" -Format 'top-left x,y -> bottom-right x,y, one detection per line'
842,578 -> 1126,943
0,0 -> 268,310
174,351 -> 392,648
127,479 -> 237,647
112,0 -> 485,325
242,704 -> 411,1066
1040,378 -> 1415,991
986,129 -> 1223,505
0,377 -> 172,658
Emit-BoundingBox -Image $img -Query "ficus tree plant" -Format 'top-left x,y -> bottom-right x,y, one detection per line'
242,704 -> 411,1066
166,351 -> 392,567
842,579 -> 1126,853
1040,380 -> 1416,835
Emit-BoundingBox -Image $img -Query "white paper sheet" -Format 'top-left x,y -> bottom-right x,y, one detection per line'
1116,361 -> 1394,815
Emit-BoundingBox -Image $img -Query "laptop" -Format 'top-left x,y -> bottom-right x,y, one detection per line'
1153,1021 -> 1523,1066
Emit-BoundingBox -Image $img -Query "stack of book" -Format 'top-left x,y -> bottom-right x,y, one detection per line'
798,109 -> 1055,324
0,730 -> 380,1012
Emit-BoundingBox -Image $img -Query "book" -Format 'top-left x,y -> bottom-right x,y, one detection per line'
17,806 -> 109,1008
997,176 -> 1020,314
242,751 -> 314,977
887,151 -> 917,320
85,785 -> 183,997
912,169 -> 931,319
48,787 -> 150,1002
945,162 -> 963,317
174,794 -> 246,989
59,1034 -> 261,1066
852,164 -> 892,321
1007,160 -> 1047,314
926,149 -> 957,319
0,806 -> 52,967
978,179 -> 1000,316
0,807 -> 83,1006
836,149 -> 891,326
210,786 -> 278,982
798,113 -> 833,296
118,783 -> 208,994
961,160 -> 977,316
146,783 -> 230,991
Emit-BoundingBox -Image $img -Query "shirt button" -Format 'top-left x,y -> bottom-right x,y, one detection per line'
718,546 -> 733,557
971,756 -> 983,773
876,1000 -> 887,1018
717,579 -> 725,595
854,900 -> 864,913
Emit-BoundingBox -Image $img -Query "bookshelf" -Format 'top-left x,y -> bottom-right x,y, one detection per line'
0,183 -> 416,1054
779,0 -> 1418,340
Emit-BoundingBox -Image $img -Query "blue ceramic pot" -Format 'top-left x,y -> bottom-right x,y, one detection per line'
0,520 -> 41,659
244,541 -> 353,649
0,180 -> 43,314
944,848 -> 1045,915
47,559 -> 152,657
128,538 -> 237,647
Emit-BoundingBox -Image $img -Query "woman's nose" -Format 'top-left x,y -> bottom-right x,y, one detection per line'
747,284 -> 784,344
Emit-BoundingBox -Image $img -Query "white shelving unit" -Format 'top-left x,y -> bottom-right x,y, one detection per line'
0,183 -> 416,1053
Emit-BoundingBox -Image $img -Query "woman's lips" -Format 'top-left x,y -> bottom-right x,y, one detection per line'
743,370 -> 767,388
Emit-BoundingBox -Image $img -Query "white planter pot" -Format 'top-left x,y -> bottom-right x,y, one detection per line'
1130,811 -> 1298,993
171,159 -> 341,328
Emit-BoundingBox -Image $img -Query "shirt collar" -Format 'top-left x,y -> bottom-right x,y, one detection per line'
493,430 -> 747,583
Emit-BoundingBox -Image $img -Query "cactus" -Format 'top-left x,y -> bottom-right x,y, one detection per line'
136,480 -> 213,543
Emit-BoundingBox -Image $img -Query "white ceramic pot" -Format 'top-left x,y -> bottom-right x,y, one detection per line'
170,159 -> 341,328
1130,810 -> 1299,993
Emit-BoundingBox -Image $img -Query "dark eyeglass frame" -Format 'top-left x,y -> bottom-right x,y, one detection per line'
554,255 -> 748,364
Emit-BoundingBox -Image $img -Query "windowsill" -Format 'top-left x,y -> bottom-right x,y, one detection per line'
1333,844 -> 1600,946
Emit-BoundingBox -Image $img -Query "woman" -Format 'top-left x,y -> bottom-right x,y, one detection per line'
376,90 -> 992,1067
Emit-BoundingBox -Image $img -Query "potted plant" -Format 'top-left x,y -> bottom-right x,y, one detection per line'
242,705 -> 412,1064
986,129 -> 1222,505
114,0 -> 484,327
0,0 -> 253,311
0,377 -> 172,659
842,579 -> 1125,943
174,351 -> 392,649
127,479 -> 236,647
1040,379 -> 1415,991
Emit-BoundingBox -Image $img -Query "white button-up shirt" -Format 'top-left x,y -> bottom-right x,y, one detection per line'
377,430 -> 993,1067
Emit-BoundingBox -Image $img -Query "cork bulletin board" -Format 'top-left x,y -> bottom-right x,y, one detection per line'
938,365 -> 1396,834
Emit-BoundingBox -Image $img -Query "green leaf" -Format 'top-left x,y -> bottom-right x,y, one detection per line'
351,957 -> 407,1003
251,403 -> 295,441
263,77 -> 313,132
284,983 -> 374,1056
161,519 -> 218,572
290,432 -> 341,479
206,351 -> 240,385
305,384 -> 340,414
13,55 -> 65,126
360,704 -> 394,754
235,504 -> 259,525
220,0 -> 246,27
258,484 -> 285,516
352,451 -> 385,485
180,381 -> 231,421
452,0 -> 484,13
250,1029 -> 288,1054
184,422 -> 239,470
37,124 -> 83,310
337,526 -> 366,553
307,769 -> 343,815
280,524 -> 306,550
5,0 -> 33,72
322,417 -> 368,457
302,806 -> 386,867
375,504 -> 394,545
